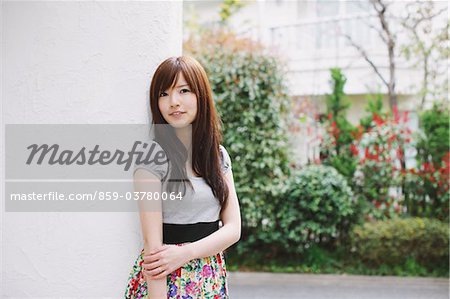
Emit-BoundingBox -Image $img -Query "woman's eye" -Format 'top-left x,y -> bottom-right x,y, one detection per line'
159,92 -> 168,97
180,89 -> 190,93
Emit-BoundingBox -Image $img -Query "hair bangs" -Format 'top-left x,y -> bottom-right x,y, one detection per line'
156,60 -> 182,96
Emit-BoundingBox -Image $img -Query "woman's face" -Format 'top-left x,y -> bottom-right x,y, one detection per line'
158,72 -> 198,128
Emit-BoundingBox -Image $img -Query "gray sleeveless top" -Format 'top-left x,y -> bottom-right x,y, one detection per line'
133,141 -> 232,224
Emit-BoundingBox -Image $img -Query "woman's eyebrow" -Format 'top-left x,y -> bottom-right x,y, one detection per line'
175,83 -> 189,88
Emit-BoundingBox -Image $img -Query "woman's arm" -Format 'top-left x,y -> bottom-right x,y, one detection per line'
183,168 -> 241,260
134,169 -> 167,298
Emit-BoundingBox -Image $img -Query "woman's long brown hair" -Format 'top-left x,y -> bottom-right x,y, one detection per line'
149,56 -> 229,209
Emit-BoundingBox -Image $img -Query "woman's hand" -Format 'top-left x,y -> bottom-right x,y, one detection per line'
142,244 -> 192,280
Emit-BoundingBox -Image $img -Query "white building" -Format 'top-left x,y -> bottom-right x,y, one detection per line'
184,0 -> 447,164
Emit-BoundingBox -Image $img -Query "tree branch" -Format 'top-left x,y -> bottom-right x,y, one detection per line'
342,33 -> 389,88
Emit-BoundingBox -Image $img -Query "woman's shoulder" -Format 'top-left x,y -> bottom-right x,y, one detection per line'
219,144 -> 232,175
133,139 -> 170,181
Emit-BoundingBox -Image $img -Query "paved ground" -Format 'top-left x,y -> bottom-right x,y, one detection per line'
227,272 -> 449,299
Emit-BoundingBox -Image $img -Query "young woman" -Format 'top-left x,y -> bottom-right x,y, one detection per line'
124,56 -> 241,298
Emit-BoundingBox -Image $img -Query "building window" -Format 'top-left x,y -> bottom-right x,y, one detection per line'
316,0 -> 340,17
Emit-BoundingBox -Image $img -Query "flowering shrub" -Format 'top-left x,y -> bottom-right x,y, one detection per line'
352,107 -> 412,221
319,73 -> 449,223
404,104 -> 450,221
404,157 -> 449,220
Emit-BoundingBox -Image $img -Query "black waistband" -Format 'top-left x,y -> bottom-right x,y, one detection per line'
163,220 -> 220,244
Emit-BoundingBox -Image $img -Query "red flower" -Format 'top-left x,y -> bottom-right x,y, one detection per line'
352,125 -> 365,140
393,105 -> 400,123
373,113 -> 384,127
350,144 -> 359,156
443,153 -> 450,165
374,145 -> 381,154
403,111 -> 409,122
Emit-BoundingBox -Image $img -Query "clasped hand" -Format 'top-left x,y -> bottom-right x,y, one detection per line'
142,244 -> 190,280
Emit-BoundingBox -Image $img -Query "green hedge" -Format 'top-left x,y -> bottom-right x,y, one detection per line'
417,103 -> 450,165
275,165 -> 356,255
350,217 -> 449,269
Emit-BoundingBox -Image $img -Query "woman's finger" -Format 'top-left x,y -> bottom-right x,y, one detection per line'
145,266 -> 165,277
143,253 -> 161,263
143,259 -> 164,271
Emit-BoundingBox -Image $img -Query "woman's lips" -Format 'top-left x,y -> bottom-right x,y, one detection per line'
170,112 -> 186,118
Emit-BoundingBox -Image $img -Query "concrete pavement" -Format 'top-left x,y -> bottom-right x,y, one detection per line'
227,272 -> 449,299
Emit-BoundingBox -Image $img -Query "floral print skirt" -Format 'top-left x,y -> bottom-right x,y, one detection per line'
124,243 -> 229,298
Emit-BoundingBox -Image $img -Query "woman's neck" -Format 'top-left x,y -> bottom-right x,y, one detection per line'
175,125 -> 193,155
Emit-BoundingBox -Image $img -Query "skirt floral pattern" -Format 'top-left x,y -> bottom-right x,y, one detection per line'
124,244 -> 229,299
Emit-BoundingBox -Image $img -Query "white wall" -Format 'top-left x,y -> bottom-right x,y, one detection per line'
2,1 -> 182,297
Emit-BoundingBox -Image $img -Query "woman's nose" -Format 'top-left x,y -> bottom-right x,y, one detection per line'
169,92 -> 181,107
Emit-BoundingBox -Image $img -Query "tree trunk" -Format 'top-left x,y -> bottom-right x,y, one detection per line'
388,38 -> 397,108
420,54 -> 429,110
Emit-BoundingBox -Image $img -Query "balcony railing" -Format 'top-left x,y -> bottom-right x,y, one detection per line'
269,13 -> 381,60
